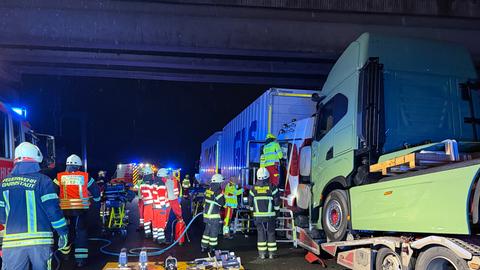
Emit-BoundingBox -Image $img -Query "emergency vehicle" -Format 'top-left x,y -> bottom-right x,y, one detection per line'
0,99 -> 56,181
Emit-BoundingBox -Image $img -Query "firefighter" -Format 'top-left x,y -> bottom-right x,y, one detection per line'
201,173 -> 225,252
262,133 -> 283,186
0,142 -> 69,270
140,165 -> 155,238
97,170 -> 107,192
181,174 -> 192,198
54,154 -> 101,267
153,168 -> 170,244
133,174 -> 144,231
223,177 -> 243,238
249,167 -> 280,259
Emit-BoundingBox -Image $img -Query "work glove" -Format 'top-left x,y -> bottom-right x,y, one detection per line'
58,234 -> 70,255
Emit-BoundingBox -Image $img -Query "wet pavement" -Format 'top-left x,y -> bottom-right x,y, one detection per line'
54,198 -> 342,270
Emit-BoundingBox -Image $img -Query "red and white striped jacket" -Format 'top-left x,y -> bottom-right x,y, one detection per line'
153,180 -> 169,209
140,183 -> 154,205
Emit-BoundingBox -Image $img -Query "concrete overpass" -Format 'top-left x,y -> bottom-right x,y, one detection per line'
0,0 -> 479,88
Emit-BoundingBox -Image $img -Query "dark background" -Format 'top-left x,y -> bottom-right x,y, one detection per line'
17,75 -> 267,177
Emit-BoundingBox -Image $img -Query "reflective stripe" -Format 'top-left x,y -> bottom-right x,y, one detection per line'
53,179 -> 59,186
75,254 -> 88,259
41,193 -> 59,203
203,213 -> 221,219
75,248 -> 88,253
87,178 -> 94,187
3,238 -> 53,248
26,190 -> 37,233
0,201 -> 4,207
215,194 -> 223,200
4,232 -> 53,241
267,242 -> 277,246
51,217 -> 67,229
93,197 -> 101,202
272,189 -> 278,195
274,206 -> 280,211
268,247 -> 277,251
257,246 -> 267,251
253,212 -> 275,217
3,190 -> 10,218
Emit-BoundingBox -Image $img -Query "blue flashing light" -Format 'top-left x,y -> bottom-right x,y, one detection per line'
11,107 -> 27,118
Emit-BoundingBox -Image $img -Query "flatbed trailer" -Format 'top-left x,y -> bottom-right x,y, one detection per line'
317,235 -> 480,270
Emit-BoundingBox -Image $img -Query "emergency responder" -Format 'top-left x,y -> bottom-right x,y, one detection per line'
97,170 -> 107,192
153,168 -> 170,244
181,174 -> 192,198
140,165 -> 155,238
54,154 -> 101,267
201,173 -> 225,253
133,174 -> 144,231
223,177 -> 243,238
0,142 -> 69,270
262,133 -> 283,186
163,168 -> 183,222
249,167 -> 280,259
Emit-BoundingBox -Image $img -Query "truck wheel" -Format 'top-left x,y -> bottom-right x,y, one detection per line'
375,247 -> 402,270
322,189 -> 349,242
415,246 -> 469,270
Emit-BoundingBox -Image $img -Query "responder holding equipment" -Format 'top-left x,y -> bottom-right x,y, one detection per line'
201,173 -> 225,253
140,165 -> 155,238
262,133 -> 283,186
249,167 -> 280,259
182,174 -> 191,198
54,154 -> 101,267
154,168 -> 170,244
223,177 -> 244,238
0,142 -> 69,270
161,168 -> 186,245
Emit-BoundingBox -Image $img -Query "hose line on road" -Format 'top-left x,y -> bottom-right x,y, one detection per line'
54,212 -> 203,270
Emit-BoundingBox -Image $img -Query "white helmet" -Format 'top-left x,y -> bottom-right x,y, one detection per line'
157,168 -> 169,178
256,167 -> 270,180
143,166 -> 154,175
14,142 -> 43,163
211,173 -> 224,183
66,154 -> 82,166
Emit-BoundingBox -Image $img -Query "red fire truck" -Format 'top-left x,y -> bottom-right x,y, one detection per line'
0,99 -> 56,181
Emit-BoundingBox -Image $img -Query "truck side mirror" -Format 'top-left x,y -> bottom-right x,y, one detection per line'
45,136 -> 56,169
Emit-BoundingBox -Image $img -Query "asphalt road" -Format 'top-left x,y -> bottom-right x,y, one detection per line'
55,198 -> 343,270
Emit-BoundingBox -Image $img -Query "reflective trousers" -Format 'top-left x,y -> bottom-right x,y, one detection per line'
254,218 -> 277,255
167,199 -> 183,221
2,245 -> 52,270
143,203 -> 154,236
201,218 -> 220,249
66,212 -> 89,262
223,207 -> 235,234
265,164 -> 280,186
152,207 -> 168,241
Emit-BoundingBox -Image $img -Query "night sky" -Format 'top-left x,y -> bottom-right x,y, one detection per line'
18,75 -> 267,177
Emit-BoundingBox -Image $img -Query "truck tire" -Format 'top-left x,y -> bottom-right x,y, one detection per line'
322,189 -> 349,242
375,247 -> 402,270
415,246 -> 469,270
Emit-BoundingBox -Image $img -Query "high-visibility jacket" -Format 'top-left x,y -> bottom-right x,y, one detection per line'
165,178 -> 180,200
262,141 -> 283,167
224,183 -> 243,208
0,162 -> 68,249
182,178 -> 191,189
55,171 -> 100,210
153,178 -> 169,209
140,175 -> 155,206
203,185 -> 225,220
248,180 -> 280,218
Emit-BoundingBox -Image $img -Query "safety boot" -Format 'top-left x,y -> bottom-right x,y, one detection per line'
259,252 -> 267,260
268,253 -> 275,259
76,259 -> 87,268
201,246 -> 208,253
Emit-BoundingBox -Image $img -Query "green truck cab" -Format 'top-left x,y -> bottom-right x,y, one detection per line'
310,33 -> 480,241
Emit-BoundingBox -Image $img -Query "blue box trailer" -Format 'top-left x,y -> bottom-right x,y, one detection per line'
216,88 -> 319,181
199,131 -> 222,183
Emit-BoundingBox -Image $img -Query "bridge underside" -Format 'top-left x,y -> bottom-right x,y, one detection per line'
0,0 -> 479,88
